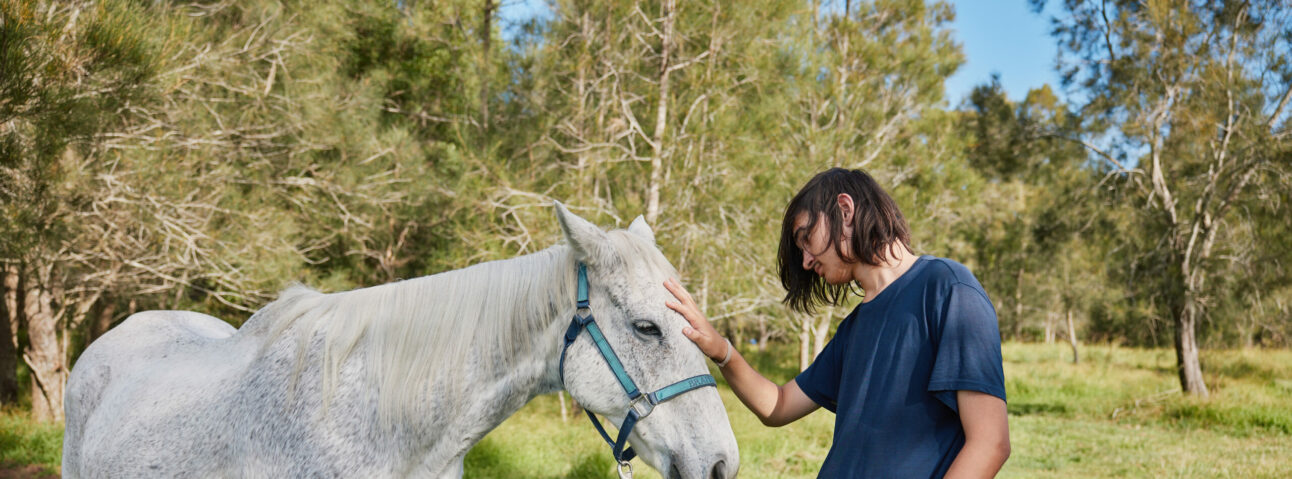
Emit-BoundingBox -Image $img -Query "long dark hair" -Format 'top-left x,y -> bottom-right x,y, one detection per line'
778,168 -> 911,313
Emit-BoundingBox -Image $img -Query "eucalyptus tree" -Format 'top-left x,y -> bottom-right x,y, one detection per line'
484,0 -> 803,344
960,79 -> 1111,361
1040,0 -> 1292,395
768,1 -> 974,369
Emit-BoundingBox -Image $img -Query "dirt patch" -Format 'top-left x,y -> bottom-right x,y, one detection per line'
0,464 -> 59,479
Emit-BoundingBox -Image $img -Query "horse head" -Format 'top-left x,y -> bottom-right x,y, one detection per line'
554,202 -> 739,479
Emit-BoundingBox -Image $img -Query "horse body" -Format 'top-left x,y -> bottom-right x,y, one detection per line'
67,283 -> 571,478
65,204 -> 737,478
67,311 -> 372,476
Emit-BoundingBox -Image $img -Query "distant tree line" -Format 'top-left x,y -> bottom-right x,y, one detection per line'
1,0 -> 1287,420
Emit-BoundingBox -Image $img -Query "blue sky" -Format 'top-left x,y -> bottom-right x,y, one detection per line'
497,0 -> 1065,106
943,1 -> 1065,106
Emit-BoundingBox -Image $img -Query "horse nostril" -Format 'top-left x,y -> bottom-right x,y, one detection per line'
668,462 -> 683,479
710,459 -> 726,479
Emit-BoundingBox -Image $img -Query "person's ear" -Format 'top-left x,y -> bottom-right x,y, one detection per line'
836,193 -> 855,225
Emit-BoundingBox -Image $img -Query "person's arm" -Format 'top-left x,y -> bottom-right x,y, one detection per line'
664,278 -> 819,427
943,390 -> 1010,479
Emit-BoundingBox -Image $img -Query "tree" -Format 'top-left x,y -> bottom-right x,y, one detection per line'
1,0 -> 159,419
959,78 -> 1114,364
777,1 -> 968,368
1,0 -> 472,420
1040,0 -> 1292,395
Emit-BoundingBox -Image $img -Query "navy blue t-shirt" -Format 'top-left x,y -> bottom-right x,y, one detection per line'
794,255 -> 1006,478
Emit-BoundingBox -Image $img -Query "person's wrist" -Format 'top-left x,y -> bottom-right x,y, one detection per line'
711,338 -> 733,367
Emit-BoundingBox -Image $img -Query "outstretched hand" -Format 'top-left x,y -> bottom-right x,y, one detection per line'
664,278 -> 727,362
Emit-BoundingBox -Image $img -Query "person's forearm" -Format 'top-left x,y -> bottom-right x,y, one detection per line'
943,437 -> 1010,479
715,347 -> 788,426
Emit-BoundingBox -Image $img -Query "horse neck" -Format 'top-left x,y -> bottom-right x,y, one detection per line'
415,245 -> 580,389
359,245 -> 581,440
245,246 -> 582,426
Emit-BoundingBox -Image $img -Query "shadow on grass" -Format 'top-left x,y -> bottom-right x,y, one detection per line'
0,463 -> 59,479
1208,357 -> 1278,382
1162,402 -> 1292,436
465,436 -> 616,478
1008,402 -> 1069,416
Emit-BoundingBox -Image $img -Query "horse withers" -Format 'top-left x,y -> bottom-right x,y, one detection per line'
63,202 -> 738,478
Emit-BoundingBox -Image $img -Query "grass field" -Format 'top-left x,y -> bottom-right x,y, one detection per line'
3,342 -> 1290,477
463,342 -> 1292,478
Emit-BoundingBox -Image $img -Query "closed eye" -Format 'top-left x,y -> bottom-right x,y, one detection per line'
633,320 -> 662,337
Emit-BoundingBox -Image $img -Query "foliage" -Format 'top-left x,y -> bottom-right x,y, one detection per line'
0,0 -> 1290,421
1034,0 -> 1292,394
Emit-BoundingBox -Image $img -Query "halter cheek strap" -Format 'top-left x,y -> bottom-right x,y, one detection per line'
559,263 -> 718,465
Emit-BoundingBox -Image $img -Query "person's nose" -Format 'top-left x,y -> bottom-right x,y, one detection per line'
802,250 -> 815,270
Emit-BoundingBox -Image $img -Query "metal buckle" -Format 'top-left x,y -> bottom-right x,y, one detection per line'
629,395 -> 655,419
617,460 -> 633,479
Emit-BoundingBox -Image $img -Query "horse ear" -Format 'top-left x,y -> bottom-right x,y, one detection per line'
627,215 -> 655,245
555,201 -> 612,265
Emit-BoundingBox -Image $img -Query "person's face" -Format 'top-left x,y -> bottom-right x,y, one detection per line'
792,211 -> 855,285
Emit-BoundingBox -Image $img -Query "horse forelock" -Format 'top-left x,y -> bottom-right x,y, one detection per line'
605,229 -> 678,284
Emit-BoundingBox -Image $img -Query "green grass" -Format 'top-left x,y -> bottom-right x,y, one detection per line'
2,343 -> 1290,478
467,343 -> 1292,478
0,408 -> 62,475
997,343 -> 1292,478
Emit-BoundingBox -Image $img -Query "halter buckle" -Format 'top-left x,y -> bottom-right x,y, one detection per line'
617,460 -> 634,479
628,395 -> 655,419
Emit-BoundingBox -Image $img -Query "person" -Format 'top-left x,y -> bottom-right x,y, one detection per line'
664,168 -> 1010,478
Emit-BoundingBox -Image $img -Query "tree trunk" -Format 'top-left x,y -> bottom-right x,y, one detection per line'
1065,308 -> 1079,364
2,264 -> 16,347
478,0 -> 494,130
91,298 -> 117,342
645,0 -> 675,224
798,316 -> 811,372
1044,313 -> 1055,344
1174,293 -> 1209,397
23,265 -> 65,422
812,312 -> 829,359
0,264 -> 19,404
756,317 -> 769,353
1014,266 -> 1024,332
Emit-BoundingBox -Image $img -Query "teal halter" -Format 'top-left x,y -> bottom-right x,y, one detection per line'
558,263 -> 717,467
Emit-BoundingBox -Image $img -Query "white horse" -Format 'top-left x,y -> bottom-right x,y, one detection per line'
63,203 -> 738,478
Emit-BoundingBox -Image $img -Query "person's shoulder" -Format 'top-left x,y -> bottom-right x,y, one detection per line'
917,256 -> 983,290
916,257 -> 996,318
909,256 -> 987,302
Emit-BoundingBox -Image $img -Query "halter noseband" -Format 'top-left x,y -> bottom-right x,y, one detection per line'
558,263 -> 717,469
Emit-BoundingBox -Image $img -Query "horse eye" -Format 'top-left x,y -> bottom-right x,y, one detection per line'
632,320 -> 661,337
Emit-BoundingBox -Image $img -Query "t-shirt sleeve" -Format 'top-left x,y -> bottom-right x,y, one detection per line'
794,322 -> 846,413
928,282 -> 1007,413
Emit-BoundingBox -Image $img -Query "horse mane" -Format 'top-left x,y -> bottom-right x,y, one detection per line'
248,229 -> 674,425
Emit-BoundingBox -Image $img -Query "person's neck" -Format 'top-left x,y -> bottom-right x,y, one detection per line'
852,246 -> 919,303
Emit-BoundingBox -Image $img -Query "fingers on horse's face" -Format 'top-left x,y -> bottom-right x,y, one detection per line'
556,203 -> 738,478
